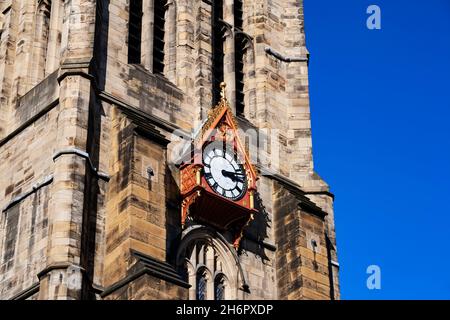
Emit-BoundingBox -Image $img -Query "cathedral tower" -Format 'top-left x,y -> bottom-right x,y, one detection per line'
0,0 -> 339,300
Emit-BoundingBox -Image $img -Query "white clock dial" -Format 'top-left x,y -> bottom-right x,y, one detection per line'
203,145 -> 247,200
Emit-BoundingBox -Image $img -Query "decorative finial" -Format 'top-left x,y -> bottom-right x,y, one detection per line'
220,82 -> 227,101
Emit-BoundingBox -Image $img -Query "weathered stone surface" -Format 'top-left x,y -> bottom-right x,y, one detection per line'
0,0 -> 339,300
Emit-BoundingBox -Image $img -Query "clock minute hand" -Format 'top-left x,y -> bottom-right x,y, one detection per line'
221,170 -> 245,182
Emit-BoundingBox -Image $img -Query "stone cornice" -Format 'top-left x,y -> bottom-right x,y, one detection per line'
37,262 -> 85,280
0,99 -> 59,148
98,90 -> 186,136
57,60 -> 94,84
2,175 -> 54,212
303,190 -> 335,201
264,46 -> 309,63
259,166 -> 328,219
8,283 -> 40,300
53,149 -> 110,181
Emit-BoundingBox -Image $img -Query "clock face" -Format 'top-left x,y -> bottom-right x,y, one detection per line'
203,145 -> 248,201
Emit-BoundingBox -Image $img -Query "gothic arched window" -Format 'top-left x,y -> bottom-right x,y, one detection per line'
214,274 -> 226,300
178,229 -> 246,301
196,269 -> 208,300
127,0 -> 168,73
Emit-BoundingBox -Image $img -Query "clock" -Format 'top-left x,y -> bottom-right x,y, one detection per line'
203,144 -> 248,201
179,82 -> 258,248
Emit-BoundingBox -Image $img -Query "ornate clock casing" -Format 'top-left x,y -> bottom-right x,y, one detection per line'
179,84 -> 258,248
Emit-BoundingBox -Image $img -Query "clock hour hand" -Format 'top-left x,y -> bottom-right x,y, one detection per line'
221,170 -> 245,182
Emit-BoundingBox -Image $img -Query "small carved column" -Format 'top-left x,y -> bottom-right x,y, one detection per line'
165,0 -> 177,82
223,0 -> 236,113
45,0 -> 64,75
242,38 -> 256,119
30,0 -> 51,86
11,0 -> 38,101
0,6 -> 13,138
187,261 -> 196,300
223,26 -> 236,114
142,0 -> 155,71
206,246 -> 215,300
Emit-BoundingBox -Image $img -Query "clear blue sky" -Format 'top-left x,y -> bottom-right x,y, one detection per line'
304,0 -> 450,299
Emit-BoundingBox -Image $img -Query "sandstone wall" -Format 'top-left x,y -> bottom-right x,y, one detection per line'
0,0 -> 339,300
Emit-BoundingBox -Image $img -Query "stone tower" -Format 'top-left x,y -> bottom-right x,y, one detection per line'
0,0 -> 339,300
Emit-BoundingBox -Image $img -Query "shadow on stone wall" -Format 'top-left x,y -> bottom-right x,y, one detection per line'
165,165 -> 183,265
80,0 -> 110,299
238,191 -> 271,262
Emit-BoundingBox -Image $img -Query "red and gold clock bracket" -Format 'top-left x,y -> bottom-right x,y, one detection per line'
179,83 -> 258,248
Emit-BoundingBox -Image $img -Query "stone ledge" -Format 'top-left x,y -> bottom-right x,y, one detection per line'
2,175 -> 53,212
260,166 -> 328,219
9,282 -> 40,301
98,90 -> 186,136
53,148 -> 110,181
37,262 -> 86,280
0,99 -> 59,148
100,250 -> 190,298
